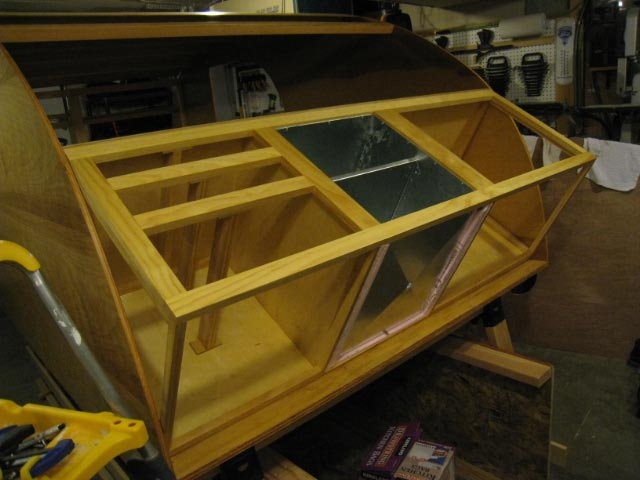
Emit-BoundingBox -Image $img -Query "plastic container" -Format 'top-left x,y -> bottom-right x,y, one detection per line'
0,399 -> 148,480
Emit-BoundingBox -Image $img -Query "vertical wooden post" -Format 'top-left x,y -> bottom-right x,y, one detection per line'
190,215 -> 237,353
485,321 -> 514,353
481,298 -> 514,353
161,319 -> 187,440
66,90 -> 90,144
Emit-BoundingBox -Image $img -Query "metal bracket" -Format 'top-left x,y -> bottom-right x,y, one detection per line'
220,448 -> 264,480
479,298 -> 505,328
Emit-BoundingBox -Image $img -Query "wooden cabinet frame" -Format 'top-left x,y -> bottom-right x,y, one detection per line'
0,14 -> 594,479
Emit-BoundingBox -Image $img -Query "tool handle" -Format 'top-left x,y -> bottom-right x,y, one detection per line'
0,425 -> 35,455
0,240 -> 41,272
29,439 -> 75,477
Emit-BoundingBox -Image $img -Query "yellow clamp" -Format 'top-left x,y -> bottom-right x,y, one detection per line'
0,240 -> 41,272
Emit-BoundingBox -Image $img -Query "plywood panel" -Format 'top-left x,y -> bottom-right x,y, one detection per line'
0,45 -> 160,444
401,102 -> 489,155
463,105 -> 546,245
121,287 -> 321,446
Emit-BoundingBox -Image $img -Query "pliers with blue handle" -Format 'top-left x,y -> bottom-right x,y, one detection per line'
28,438 -> 75,477
0,424 -> 74,478
0,426 -> 35,456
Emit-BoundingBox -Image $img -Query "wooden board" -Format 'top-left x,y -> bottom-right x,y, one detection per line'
120,288 -> 321,446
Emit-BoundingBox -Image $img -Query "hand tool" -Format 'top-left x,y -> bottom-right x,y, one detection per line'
16,424 -> 65,451
0,425 -> 35,456
1,439 -> 75,478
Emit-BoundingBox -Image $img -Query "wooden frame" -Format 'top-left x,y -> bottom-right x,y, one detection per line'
0,14 -> 594,479
65,89 -> 593,454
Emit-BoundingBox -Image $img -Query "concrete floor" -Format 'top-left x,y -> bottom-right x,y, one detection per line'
1,310 -> 639,479
518,343 -> 640,480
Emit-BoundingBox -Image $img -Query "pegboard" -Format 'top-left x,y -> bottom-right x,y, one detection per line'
442,19 -> 557,104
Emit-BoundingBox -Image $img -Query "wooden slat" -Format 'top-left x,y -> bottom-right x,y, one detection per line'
134,176 -> 314,236
259,448 -> 317,480
436,337 -> 552,388
166,152 -> 594,322
66,130 -> 256,164
108,147 -> 282,193
375,109 -> 493,190
190,215 -> 237,354
64,90 -> 494,164
161,320 -> 187,439
69,158 -> 185,314
0,20 -> 394,43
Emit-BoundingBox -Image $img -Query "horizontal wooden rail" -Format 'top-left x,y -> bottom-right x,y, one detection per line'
0,20 -> 393,43
64,90 -> 495,163
167,152 -> 593,322
108,147 -> 283,193
135,176 -> 314,236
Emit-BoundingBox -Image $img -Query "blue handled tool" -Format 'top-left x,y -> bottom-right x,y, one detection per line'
29,438 -> 75,477
0,425 -> 35,455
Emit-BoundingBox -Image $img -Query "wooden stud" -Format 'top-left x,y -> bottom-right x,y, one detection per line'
549,441 -> 568,467
161,320 -> 187,439
436,337 -> 552,388
190,215 -> 237,354
259,448 -> 317,480
484,320 -> 515,353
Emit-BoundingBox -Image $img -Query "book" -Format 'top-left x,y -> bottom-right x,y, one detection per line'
360,423 -> 422,480
394,439 -> 455,480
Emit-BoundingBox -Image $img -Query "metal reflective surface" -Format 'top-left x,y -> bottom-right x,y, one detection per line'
279,115 -> 476,338
278,115 -> 471,221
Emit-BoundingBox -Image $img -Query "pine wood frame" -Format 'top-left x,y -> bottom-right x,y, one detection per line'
0,14 -> 595,478
64,88 -> 593,456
